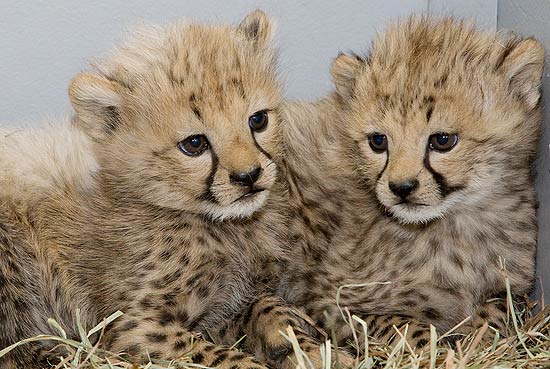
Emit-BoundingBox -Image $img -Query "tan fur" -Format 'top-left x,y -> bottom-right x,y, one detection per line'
279,17 -> 544,348
0,123 -> 98,212
0,11 -> 354,369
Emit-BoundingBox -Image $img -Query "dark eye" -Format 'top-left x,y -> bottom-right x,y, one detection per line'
178,135 -> 209,156
248,110 -> 268,132
429,133 -> 458,152
368,133 -> 388,152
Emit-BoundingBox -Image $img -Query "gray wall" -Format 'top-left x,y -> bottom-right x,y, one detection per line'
0,0 -> 496,125
498,0 -> 550,300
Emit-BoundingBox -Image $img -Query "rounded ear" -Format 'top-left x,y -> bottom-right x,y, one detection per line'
331,53 -> 365,100
69,72 -> 123,141
499,38 -> 545,110
238,9 -> 273,46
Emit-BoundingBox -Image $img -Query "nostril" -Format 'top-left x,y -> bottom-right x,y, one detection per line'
389,179 -> 419,199
230,166 -> 262,187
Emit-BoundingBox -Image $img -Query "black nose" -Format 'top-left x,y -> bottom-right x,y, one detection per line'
230,166 -> 262,187
389,180 -> 418,199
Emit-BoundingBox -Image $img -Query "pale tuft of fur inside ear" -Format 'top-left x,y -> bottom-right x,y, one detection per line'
69,72 -> 123,140
501,38 -> 545,110
238,9 -> 273,45
331,53 -> 365,100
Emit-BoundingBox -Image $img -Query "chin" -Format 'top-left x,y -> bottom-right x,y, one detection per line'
205,190 -> 270,221
386,202 -> 450,225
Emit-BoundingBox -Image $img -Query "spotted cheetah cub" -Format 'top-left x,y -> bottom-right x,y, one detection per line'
280,17 -> 544,348
0,11 -> 333,369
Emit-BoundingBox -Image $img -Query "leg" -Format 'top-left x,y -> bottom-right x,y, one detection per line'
218,294 -> 355,369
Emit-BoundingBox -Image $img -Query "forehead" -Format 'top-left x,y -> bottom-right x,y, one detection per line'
119,25 -> 278,132
355,55 -> 490,132
170,26 -> 269,98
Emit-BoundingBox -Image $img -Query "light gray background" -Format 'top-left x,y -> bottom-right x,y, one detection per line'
1,1 -> 547,297
0,0 -> 497,124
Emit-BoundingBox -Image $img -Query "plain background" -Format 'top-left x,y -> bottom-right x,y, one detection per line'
1,1 -> 548,298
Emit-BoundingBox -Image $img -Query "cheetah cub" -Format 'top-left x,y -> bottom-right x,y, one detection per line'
0,11 -> 333,369
280,17 -> 544,348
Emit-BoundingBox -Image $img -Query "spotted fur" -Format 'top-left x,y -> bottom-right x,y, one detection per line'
279,17 -> 544,349
0,11 -> 348,369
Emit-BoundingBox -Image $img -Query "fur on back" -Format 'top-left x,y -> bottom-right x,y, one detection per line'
0,122 -> 98,211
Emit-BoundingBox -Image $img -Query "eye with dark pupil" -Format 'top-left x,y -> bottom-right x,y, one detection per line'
178,135 -> 209,156
368,133 -> 388,152
436,134 -> 449,145
189,137 -> 202,147
248,111 -> 268,131
429,133 -> 458,151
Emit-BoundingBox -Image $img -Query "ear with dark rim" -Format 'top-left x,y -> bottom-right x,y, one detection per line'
69,72 -> 123,141
238,9 -> 273,46
499,38 -> 545,110
331,53 -> 366,100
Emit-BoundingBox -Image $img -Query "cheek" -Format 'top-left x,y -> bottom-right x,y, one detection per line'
152,152 -> 213,201
428,149 -> 471,188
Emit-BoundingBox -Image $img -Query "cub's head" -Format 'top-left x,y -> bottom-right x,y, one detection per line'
332,17 -> 544,224
69,10 -> 283,221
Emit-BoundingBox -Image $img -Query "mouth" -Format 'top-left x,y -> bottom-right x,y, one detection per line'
395,201 -> 429,207
233,188 -> 265,202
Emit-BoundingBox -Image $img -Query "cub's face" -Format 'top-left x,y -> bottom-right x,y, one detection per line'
69,11 -> 283,220
331,19 -> 544,224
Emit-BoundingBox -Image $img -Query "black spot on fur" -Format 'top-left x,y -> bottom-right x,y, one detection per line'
191,352 -> 205,364
120,319 -> 139,331
479,310 -> 489,319
210,352 -> 228,367
173,340 -> 187,351
163,292 -> 177,306
204,345 -> 216,352
230,353 -> 247,361
416,338 -> 429,347
423,308 -> 442,320
426,106 -> 433,121
158,311 -> 176,326
145,332 -> 167,343
159,249 -> 173,261
267,345 -> 293,363
125,344 -> 142,356
260,305 -> 275,315
241,300 -> 257,326
149,351 -> 162,359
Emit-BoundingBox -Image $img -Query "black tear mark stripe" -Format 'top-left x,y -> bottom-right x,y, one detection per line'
423,147 -> 464,197
251,133 -> 272,161
198,150 -> 219,203
375,142 -> 389,181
